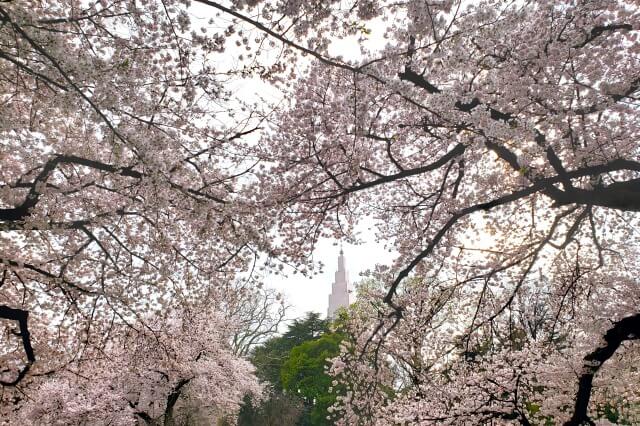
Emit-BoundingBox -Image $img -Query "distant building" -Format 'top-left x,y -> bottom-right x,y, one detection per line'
327,248 -> 353,318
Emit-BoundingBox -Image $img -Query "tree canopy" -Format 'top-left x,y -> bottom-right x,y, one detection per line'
1,0 -> 640,424
281,332 -> 344,426
236,1 -> 640,423
241,312 -> 336,425
250,312 -> 329,389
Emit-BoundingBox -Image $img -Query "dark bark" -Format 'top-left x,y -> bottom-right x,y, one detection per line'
574,24 -> 633,48
552,184 -> 640,211
398,66 -> 441,94
397,67 -> 514,121
398,64 -> 640,212
163,378 -> 191,426
0,154 -> 142,223
565,313 -> 640,426
0,305 -> 35,386
134,411 -> 155,425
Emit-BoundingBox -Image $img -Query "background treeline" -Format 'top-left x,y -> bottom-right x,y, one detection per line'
235,312 -> 345,426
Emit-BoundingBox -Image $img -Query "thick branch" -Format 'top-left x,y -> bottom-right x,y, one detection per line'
163,377 -> 191,426
0,305 -> 35,386
344,143 -> 466,195
397,67 -> 514,121
398,66 -> 441,94
0,154 -> 141,223
565,313 -> 640,426
574,23 -> 633,48
134,411 -> 154,425
553,180 -> 640,211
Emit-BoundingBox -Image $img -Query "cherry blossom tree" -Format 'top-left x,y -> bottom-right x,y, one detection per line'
0,0 -> 270,391
206,0 -> 640,423
6,305 -> 262,425
3,0 -> 640,424
330,274 -> 640,424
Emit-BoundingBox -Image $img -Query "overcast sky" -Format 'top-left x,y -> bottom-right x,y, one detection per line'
187,3 -> 389,320
266,230 -> 389,320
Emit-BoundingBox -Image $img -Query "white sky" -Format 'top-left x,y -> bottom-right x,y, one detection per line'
265,227 -> 389,320
187,3 -> 391,319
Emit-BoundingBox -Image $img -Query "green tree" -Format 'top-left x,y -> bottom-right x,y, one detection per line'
280,332 -> 344,426
250,312 -> 329,390
240,312 -> 331,425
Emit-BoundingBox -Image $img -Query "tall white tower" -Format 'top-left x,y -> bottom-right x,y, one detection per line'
327,248 -> 352,318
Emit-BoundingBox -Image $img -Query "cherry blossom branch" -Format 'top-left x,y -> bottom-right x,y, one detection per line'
398,65 -> 640,205
466,207 -> 584,346
565,312 -> 640,426
164,377 -> 192,425
0,6 -> 127,143
0,154 -> 142,222
0,50 -> 68,91
194,0 -> 359,74
0,305 -> 35,386
379,157 -> 640,314
346,143 -> 466,195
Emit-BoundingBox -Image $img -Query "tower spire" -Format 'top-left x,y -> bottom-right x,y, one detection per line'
328,246 -> 351,318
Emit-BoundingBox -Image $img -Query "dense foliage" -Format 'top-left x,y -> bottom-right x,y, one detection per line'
240,312 -> 341,426
250,312 -> 329,390
281,332 -> 344,426
231,0 -> 640,424
2,0 -> 640,424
